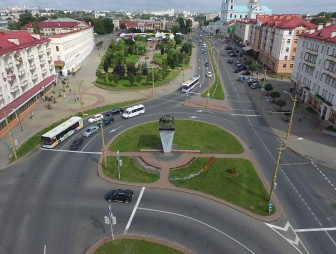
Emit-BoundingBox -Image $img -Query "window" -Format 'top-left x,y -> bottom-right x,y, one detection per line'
234,15 -> 236,18
289,30 -> 292,35
287,39 -> 291,43
285,56 -> 288,60
292,56 -> 295,60
240,15 -> 242,18
294,39 -> 298,44
321,46 -> 324,53
230,14 -> 232,18
293,48 -> 296,52
290,64 -> 293,68
286,47 -> 289,52
56,46 -> 59,51
283,64 -> 287,68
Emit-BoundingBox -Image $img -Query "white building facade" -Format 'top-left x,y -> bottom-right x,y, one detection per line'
292,25 -> 336,123
0,31 -> 56,131
50,27 -> 95,76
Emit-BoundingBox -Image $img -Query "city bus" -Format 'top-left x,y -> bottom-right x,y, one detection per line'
41,116 -> 84,148
181,75 -> 200,93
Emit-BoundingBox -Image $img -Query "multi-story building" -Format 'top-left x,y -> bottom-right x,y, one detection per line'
120,20 -> 154,32
0,31 -> 56,132
49,26 -> 95,76
221,0 -> 272,23
248,14 -> 316,74
292,25 -> 336,123
24,18 -> 91,36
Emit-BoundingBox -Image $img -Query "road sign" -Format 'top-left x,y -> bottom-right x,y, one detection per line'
119,159 -> 123,167
268,201 -> 273,208
104,216 -> 110,224
116,150 -> 120,161
14,140 -> 18,146
112,216 -> 117,225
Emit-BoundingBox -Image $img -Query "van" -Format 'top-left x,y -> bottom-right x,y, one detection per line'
122,104 -> 145,119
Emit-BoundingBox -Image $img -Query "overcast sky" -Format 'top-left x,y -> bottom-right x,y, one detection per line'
1,0 -> 335,15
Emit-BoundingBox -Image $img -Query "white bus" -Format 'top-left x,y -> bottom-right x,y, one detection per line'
182,75 -> 200,93
122,104 -> 145,119
41,116 -> 84,148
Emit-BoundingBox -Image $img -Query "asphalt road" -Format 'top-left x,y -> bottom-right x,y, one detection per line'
0,31 -> 335,254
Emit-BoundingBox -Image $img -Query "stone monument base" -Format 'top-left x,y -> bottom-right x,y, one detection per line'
159,130 -> 175,153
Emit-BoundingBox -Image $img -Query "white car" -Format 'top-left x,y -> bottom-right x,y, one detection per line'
206,71 -> 212,78
88,114 -> 103,123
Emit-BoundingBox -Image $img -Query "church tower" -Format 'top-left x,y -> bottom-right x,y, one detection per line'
221,0 -> 236,22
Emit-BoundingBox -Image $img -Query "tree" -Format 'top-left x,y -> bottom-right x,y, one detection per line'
264,83 -> 273,95
135,73 -> 142,85
126,63 -> 137,76
160,46 -> 165,55
119,23 -> 127,30
276,99 -> 287,111
33,20 -> 40,34
249,64 -> 258,74
270,91 -> 281,103
102,18 -> 114,34
128,75 -> 136,86
113,63 -> 125,77
167,54 -> 176,69
103,60 -> 109,73
174,35 -> 182,45
213,16 -> 220,22
19,12 -> 35,26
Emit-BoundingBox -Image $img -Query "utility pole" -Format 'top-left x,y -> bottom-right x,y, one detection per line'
4,111 -> 17,160
14,111 -> 23,132
284,92 -> 297,140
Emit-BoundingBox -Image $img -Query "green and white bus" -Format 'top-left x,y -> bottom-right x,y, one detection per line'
41,116 -> 84,148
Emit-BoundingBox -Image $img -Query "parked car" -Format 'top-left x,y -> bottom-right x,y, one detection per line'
104,189 -> 134,203
227,59 -> 233,64
234,69 -> 241,73
88,114 -> 103,123
206,71 -> 212,78
229,53 -> 238,57
235,61 -> 241,65
250,82 -> 262,89
237,76 -> 245,82
82,125 -> 99,137
235,63 -> 243,68
204,62 -> 210,66
103,116 -> 114,126
226,46 -> 233,50
69,138 -> 84,150
242,70 -> 251,75
247,79 -> 258,85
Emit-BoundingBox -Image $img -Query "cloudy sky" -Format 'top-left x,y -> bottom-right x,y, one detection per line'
1,0 -> 335,15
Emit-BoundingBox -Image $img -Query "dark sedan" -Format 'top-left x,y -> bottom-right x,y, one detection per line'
104,189 -> 134,203
69,138 -> 84,150
242,71 -> 251,75
103,116 -> 114,126
105,108 -> 124,117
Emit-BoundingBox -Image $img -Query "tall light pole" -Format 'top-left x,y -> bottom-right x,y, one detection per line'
79,80 -> 84,118
284,91 -> 297,140
100,120 -> 107,168
269,141 -> 287,203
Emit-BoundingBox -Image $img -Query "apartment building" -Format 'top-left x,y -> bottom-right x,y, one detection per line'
24,18 -> 91,36
50,26 -> 95,76
0,31 -> 56,131
292,25 -> 336,123
248,15 -> 316,74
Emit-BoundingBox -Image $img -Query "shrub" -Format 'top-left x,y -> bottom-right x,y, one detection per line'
270,91 -> 281,103
276,99 -> 287,111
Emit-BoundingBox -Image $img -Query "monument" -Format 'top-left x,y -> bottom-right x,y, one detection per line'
159,114 -> 175,153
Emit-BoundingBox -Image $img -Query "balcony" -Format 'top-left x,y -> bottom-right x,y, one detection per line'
5,61 -> 13,69
15,58 -> 23,66
30,64 -> 36,71
21,79 -> 28,87
18,70 -> 25,76
305,48 -> 319,56
324,69 -> 336,79
28,54 -> 34,61
40,60 -> 46,65
10,85 -> 19,93
38,51 -> 44,57
8,75 -> 17,84
42,69 -> 47,74
325,54 -> 336,63
32,74 -> 38,80
49,64 -> 55,70
46,48 -> 51,53
303,58 -> 316,68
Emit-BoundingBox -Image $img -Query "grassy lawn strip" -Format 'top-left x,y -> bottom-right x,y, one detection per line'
103,156 -> 159,183
94,239 -> 183,254
109,120 -> 244,154
12,100 -> 145,162
170,158 -> 274,216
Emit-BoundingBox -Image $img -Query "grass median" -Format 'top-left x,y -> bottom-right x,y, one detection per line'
94,239 -> 183,254
109,120 -> 244,154
169,158 -> 274,216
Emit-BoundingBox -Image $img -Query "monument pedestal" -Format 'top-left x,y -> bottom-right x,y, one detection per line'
159,130 -> 175,153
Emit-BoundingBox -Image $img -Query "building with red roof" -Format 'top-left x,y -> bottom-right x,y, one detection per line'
247,14 -> 316,74
0,31 -> 56,131
292,24 -> 336,123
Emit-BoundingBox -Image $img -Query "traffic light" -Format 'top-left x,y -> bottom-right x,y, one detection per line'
273,182 -> 277,191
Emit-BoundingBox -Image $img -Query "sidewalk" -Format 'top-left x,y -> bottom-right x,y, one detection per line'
0,35 -> 198,169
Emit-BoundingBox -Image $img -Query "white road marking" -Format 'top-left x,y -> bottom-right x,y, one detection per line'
294,227 -> 336,233
109,125 -> 124,133
39,148 -> 101,154
231,114 -> 261,117
139,207 -> 256,253
124,186 -> 145,234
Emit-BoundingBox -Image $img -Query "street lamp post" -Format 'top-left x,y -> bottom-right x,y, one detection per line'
100,120 -> 107,168
79,80 -> 84,118
4,111 -> 17,160
284,91 -> 298,140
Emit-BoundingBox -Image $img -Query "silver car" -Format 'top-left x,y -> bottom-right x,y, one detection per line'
82,125 -> 99,137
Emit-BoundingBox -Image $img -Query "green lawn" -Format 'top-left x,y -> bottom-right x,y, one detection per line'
170,158 -> 274,216
103,156 -> 160,183
109,120 -> 244,154
154,53 -> 167,65
126,54 -> 139,64
94,239 -> 182,254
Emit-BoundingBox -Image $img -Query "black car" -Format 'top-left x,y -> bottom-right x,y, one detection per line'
226,46 -> 233,50
234,69 -> 241,73
229,53 -> 238,57
105,108 -> 124,117
69,137 -> 84,150
204,62 -> 210,66
227,59 -> 233,64
104,189 -> 134,203
103,116 -> 114,125
242,70 -> 251,75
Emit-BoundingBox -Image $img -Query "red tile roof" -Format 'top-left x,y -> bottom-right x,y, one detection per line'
0,75 -> 57,120
0,31 -> 50,55
24,21 -> 89,29
256,14 -> 316,30
300,25 -> 336,43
